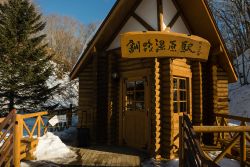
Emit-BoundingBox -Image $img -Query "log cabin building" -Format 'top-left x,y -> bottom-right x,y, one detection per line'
70,0 -> 237,159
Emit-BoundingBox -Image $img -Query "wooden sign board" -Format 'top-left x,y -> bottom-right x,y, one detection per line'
120,31 -> 211,61
48,115 -> 67,126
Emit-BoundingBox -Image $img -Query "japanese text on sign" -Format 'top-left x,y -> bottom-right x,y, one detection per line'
121,31 -> 211,61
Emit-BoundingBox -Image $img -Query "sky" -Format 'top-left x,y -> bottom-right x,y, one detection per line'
34,0 -> 116,24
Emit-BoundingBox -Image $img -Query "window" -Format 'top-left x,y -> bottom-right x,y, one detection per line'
173,77 -> 188,113
125,80 -> 145,111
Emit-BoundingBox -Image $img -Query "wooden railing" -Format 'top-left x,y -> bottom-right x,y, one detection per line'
180,113 -> 250,167
14,111 -> 48,167
0,109 -> 16,167
214,113 -> 250,142
17,111 -> 48,138
197,113 -> 250,166
179,114 -> 219,167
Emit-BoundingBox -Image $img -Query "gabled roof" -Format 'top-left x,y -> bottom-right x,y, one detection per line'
70,0 -> 237,83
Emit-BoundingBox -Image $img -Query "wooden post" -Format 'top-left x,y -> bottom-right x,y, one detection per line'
14,114 -> 21,167
37,116 -> 41,137
67,104 -> 73,128
157,0 -> 164,31
240,132 -> 246,167
179,116 -> 184,167
151,0 -> 163,160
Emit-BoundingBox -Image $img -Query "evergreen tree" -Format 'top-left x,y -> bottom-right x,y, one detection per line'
0,0 -> 57,112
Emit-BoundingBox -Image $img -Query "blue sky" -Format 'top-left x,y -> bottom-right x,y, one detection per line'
34,0 -> 116,24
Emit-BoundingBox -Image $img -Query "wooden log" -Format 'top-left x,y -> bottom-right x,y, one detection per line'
179,116 -> 184,167
214,133 -> 240,163
194,126 -> 250,132
14,114 -> 21,167
215,113 -> 250,122
240,132 -> 246,167
20,111 -> 48,119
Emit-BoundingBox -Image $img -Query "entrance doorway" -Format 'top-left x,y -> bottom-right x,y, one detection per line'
122,75 -> 149,149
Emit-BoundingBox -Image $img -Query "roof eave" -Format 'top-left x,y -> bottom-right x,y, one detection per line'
202,0 -> 238,83
70,0 -> 121,80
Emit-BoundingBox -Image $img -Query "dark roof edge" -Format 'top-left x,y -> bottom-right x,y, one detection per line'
70,0 -> 121,80
203,0 -> 238,82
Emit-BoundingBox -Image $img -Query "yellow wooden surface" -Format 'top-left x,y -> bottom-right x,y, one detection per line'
14,114 -> 21,167
19,111 -> 48,119
0,117 -> 5,124
121,71 -> 150,150
0,109 -> 16,167
14,111 -> 48,166
120,31 -> 211,60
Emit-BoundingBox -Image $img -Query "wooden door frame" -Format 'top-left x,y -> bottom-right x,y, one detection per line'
118,69 -> 151,151
172,61 -> 192,154
172,62 -> 192,115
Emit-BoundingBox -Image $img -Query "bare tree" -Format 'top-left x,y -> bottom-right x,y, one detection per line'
44,15 -> 97,78
209,0 -> 250,85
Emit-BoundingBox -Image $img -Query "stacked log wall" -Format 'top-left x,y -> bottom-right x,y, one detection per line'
96,52 -> 109,143
107,53 -> 119,145
217,67 -> 229,114
78,57 -> 97,141
192,62 -> 203,125
160,58 -> 173,159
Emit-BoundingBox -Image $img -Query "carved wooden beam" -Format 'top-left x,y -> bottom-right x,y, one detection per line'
167,11 -> 181,28
103,0 -> 142,50
212,46 -> 223,56
132,13 -> 155,31
157,0 -> 164,31
171,0 -> 192,34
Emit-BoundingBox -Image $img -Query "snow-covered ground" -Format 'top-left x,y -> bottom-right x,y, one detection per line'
21,114 -> 78,167
229,83 -> 250,118
45,62 -> 78,108
229,49 -> 250,118
142,158 -> 179,167
141,157 -> 240,167
35,132 -> 76,161
21,132 -> 77,167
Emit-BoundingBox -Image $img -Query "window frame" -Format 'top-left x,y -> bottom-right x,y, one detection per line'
125,80 -> 145,112
173,77 -> 189,114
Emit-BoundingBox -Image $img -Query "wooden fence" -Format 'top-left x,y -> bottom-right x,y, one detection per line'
180,113 -> 250,167
0,106 -> 77,167
14,111 -> 48,166
0,109 -> 16,167
194,113 -> 250,166
179,114 -> 219,167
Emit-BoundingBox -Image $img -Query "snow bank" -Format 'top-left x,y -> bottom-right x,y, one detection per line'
142,158 -> 179,167
34,132 -> 77,162
209,151 -> 240,167
53,127 -> 77,145
51,114 -> 78,145
229,83 -> 250,118
45,63 -> 78,108
142,157 -> 239,167
228,49 -> 250,119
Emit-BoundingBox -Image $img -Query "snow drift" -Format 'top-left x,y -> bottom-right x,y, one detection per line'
34,132 -> 77,162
